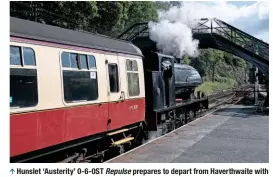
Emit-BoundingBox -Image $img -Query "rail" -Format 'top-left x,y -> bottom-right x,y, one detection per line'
207,84 -> 251,101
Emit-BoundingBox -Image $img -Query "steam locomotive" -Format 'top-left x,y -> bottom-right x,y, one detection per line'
10,17 -> 205,162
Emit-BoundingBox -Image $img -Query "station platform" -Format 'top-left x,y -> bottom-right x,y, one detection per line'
107,104 -> 269,163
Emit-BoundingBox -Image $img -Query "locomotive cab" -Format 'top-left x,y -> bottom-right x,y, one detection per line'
141,51 -> 176,130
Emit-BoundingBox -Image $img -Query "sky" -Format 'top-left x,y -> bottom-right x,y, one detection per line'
199,1 -> 269,42
148,1 -> 269,57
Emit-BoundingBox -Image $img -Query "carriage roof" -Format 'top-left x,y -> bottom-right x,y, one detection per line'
10,17 -> 143,56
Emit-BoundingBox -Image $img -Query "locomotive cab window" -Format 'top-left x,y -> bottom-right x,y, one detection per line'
126,59 -> 140,96
61,52 -> 98,103
10,46 -> 38,108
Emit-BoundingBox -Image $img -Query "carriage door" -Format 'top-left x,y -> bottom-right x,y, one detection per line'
105,54 -> 124,131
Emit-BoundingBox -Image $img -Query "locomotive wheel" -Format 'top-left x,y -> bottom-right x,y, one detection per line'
162,123 -> 168,135
178,113 -> 184,127
190,92 -> 195,100
136,128 -> 147,145
143,129 -> 149,140
189,110 -> 195,122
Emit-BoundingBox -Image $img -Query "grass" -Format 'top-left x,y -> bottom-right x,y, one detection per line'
195,81 -> 236,96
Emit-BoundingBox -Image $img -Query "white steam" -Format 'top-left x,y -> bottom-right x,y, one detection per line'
148,1 -> 269,58
149,20 -> 199,57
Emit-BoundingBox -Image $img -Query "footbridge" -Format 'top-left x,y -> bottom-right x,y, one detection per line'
118,18 -> 269,76
118,18 -> 269,107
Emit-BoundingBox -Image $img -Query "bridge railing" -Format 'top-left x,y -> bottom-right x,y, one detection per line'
192,18 -> 269,60
118,18 -> 268,61
117,23 -> 149,41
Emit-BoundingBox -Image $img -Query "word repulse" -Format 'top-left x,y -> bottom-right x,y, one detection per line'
105,168 -> 161,176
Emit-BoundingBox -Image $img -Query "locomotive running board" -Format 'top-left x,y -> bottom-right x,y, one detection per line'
107,128 -> 129,136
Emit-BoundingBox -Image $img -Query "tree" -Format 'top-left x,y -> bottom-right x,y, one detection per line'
209,50 -> 223,82
183,55 -> 191,64
169,1 -> 182,8
10,1 -> 170,37
190,57 -> 206,77
10,1 -> 250,89
124,2 -> 159,30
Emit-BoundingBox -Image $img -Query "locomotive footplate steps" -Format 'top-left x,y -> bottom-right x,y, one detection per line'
112,137 -> 134,146
107,129 -> 129,136
108,128 -> 135,153
107,104 -> 268,163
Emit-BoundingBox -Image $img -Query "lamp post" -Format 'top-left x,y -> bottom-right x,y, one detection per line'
254,67 -> 258,103
211,59 -> 220,83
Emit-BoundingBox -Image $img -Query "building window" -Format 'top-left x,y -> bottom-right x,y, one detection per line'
108,64 -> 119,93
126,59 -> 140,96
61,52 -> 98,102
10,46 -> 38,108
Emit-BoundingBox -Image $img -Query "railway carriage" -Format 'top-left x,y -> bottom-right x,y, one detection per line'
10,17 -> 207,162
10,17 -> 146,162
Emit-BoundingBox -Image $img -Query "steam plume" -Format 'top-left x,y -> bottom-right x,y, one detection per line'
148,20 -> 199,58
148,1 -> 269,58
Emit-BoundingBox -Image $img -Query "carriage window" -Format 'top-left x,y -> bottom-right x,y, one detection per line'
80,55 -> 88,69
10,46 -> 38,108
108,64 -> 119,93
132,61 -> 138,71
127,73 -> 139,96
10,46 -> 21,65
61,52 -> 98,102
63,71 -> 98,102
126,59 -> 140,96
23,48 -> 36,66
126,60 -> 132,71
61,52 -> 70,67
88,55 -> 96,69
70,53 -> 78,69
126,60 -> 138,71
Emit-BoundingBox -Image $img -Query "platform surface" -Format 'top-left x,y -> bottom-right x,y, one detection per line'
108,104 -> 269,163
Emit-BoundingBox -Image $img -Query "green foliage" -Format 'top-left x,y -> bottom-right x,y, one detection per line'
11,1 -> 168,36
154,1 -> 169,11
126,2 -> 158,26
11,1 -> 250,95
191,49 -> 250,94
195,81 -> 236,95
190,57 -> 206,77
183,55 -> 191,64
